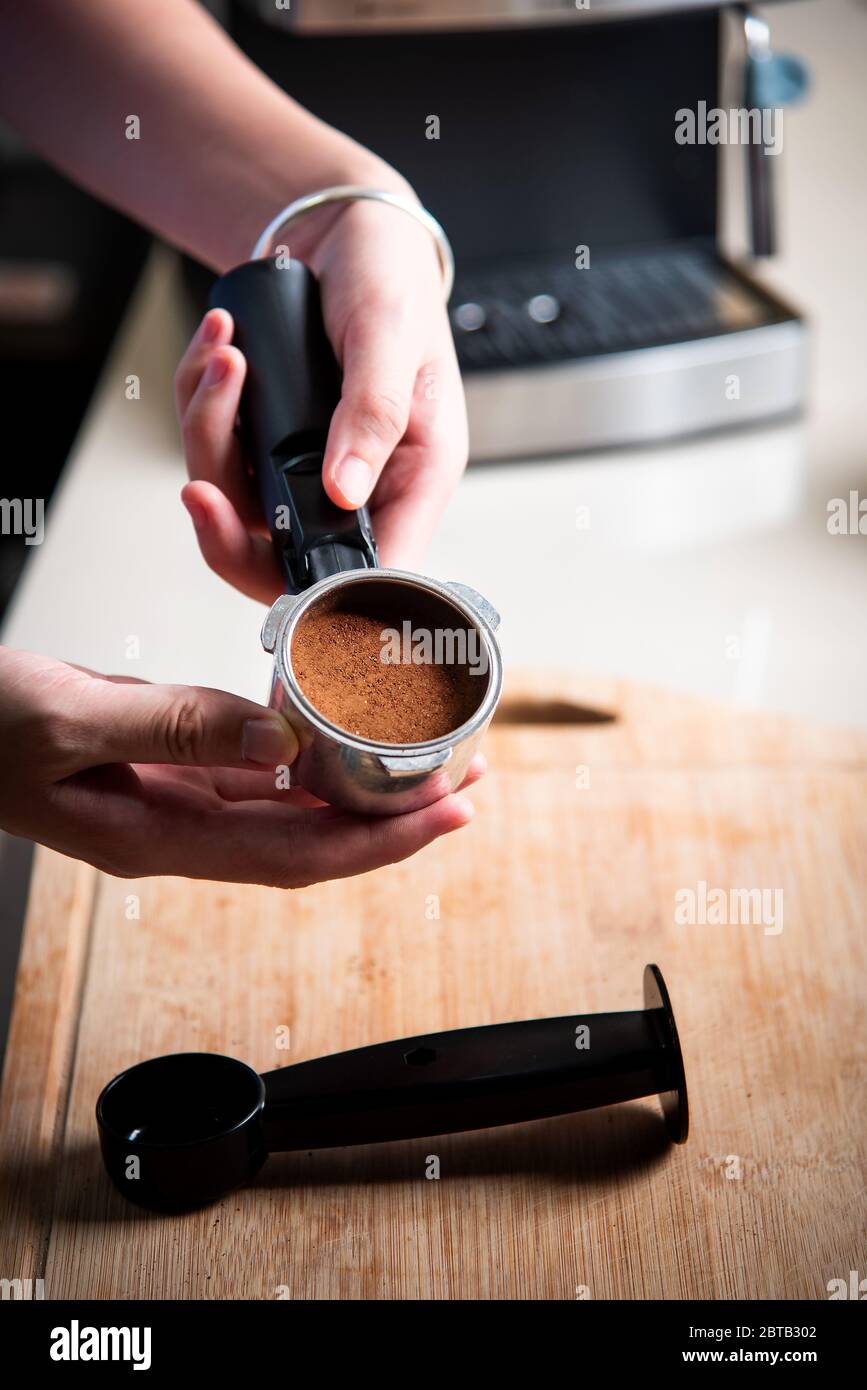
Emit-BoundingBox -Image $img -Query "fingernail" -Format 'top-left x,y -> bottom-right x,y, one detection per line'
453,795 -> 475,824
335,454 -> 373,506
242,716 -> 296,767
201,311 -> 222,343
203,351 -> 230,386
183,498 -> 207,532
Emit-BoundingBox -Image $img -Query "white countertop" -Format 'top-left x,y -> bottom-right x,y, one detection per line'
3,0 -> 866,726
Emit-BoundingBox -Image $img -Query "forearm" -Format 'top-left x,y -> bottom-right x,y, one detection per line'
0,0 -> 408,270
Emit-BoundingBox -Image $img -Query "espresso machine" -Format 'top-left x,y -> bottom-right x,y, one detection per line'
226,0 -> 808,459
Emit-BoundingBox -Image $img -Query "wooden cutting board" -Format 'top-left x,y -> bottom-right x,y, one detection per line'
1,673 -> 864,1300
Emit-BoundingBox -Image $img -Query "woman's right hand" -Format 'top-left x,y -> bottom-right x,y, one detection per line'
177,192 -> 469,603
0,647 -> 480,887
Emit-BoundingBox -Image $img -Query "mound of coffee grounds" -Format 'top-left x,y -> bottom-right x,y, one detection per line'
291,594 -> 485,745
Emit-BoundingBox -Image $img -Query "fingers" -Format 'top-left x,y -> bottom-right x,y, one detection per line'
321,306 -> 420,511
176,311 -> 261,531
370,454 -> 457,570
54,676 -> 300,775
177,312 -> 285,602
158,785 -> 476,886
174,308 -> 233,416
355,348 -> 468,570
208,768 -> 326,807
457,753 -> 486,789
271,793 -> 476,888
211,754 -> 484,805
181,480 -> 282,604
366,442 -> 465,571
180,343 -> 247,496
49,765 -> 475,886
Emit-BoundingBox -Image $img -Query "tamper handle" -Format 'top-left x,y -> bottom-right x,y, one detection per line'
261,1006 -> 683,1153
208,258 -> 377,593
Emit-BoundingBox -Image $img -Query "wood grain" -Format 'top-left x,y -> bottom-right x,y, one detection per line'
0,848 -> 97,1288
1,673 -> 864,1299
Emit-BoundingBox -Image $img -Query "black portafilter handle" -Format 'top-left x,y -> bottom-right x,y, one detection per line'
261,964 -> 689,1151
208,257 -> 378,594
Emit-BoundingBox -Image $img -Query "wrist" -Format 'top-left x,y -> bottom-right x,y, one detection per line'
264,162 -> 418,265
206,75 -> 418,269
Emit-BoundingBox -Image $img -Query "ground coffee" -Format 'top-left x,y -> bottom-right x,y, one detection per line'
291,591 -> 485,745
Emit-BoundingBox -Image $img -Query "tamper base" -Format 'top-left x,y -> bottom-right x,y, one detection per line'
644,963 -> 689,1143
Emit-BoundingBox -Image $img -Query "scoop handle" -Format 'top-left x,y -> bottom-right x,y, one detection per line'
208,257 -> 377,593
260,994 -> 686,1152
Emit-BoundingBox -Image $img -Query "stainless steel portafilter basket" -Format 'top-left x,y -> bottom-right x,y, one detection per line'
261,568 -> 502,815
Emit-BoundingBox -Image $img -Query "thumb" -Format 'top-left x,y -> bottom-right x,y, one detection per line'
64,678 -> 299,772
322,313 -> 418,510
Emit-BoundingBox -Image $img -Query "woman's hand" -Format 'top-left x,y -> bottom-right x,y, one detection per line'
0,647 -> 480,887
177,194 -> 468,604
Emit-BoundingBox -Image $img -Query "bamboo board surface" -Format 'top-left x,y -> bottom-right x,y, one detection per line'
1,672 -> 864,1299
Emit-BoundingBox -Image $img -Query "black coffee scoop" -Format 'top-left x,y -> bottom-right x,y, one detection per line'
96,964 -> 688,1210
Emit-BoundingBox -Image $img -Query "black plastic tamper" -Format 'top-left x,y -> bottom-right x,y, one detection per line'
96,965 -> 688,1211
